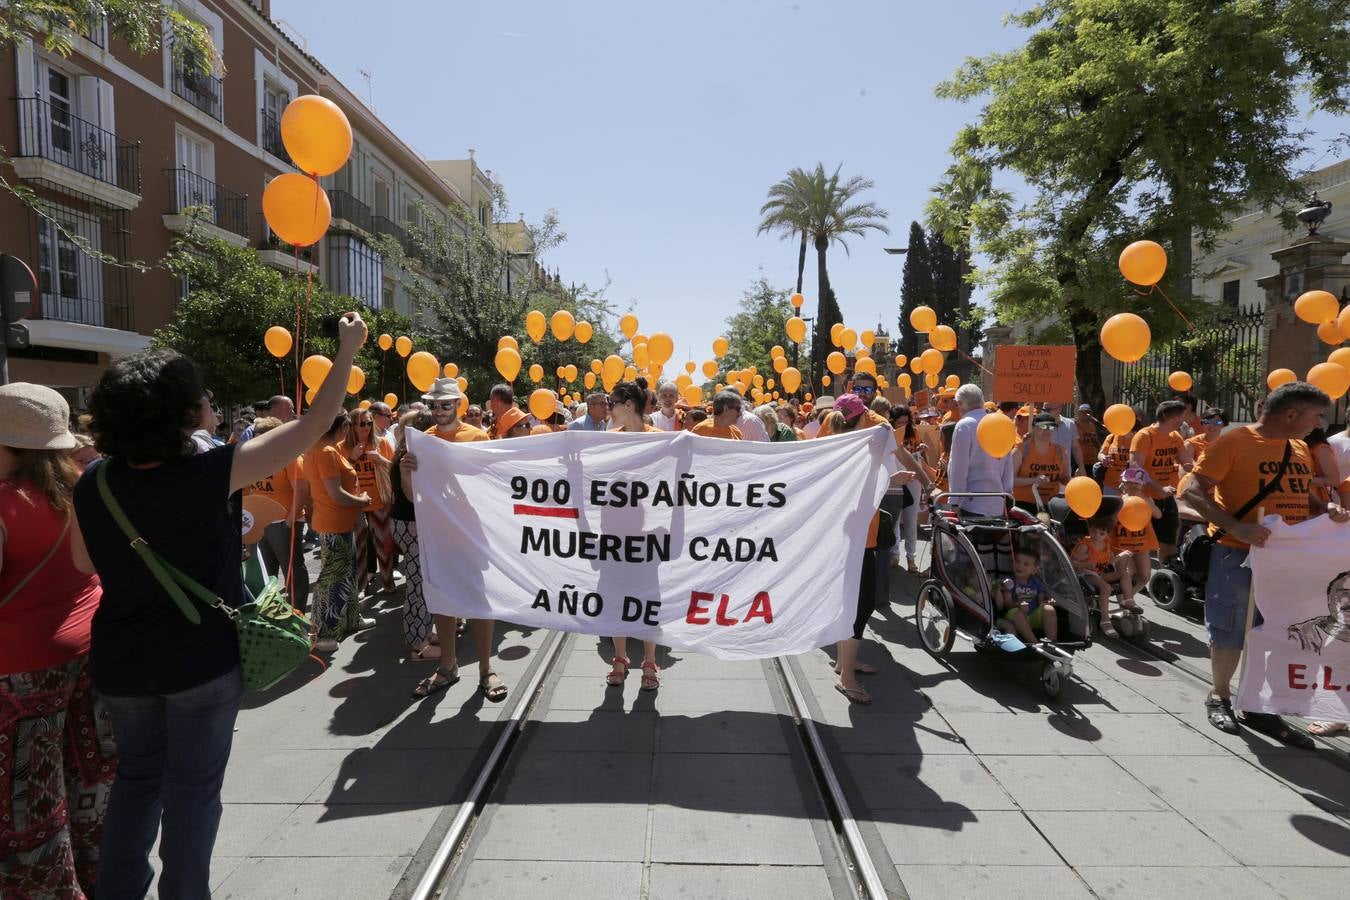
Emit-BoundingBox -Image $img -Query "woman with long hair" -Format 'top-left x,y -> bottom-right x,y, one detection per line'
887,404 -> 932,573
0,384 -> 113,898
73,312 -> 368,899
346,407 -> 396,595
305,412 -> 374,652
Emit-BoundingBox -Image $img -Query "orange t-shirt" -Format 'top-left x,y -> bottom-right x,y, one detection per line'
1111,515 -> 1159,554
426,422 -> 491,443
1099,432 -> 1134,490
1192,426 -> 1316,549
1072,535 -> 1113,574
691,421 -> 742,440
939,410 -> 959,426
305,443 -> 360,534
246,454 -> 305,519
1013,440 -> 1067,504
343,439 -> 394,512
608,425 -> 661,433
1131,424 -> 1185,496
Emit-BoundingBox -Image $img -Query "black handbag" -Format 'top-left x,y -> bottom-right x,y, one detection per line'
1180,440 -> 1291,574
876,507 -> 897,552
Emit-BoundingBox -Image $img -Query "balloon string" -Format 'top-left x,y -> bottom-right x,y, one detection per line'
1136,283 -> 1196,331
955,347 -> 996,378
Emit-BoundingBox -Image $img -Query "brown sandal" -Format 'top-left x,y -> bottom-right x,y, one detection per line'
606,656 -> 630,686
640,660 -> 661,691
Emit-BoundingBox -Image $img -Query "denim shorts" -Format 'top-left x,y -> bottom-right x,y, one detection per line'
1204,544 -> 1253,650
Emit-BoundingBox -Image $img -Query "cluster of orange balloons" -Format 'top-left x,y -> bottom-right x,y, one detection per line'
262,95 -> 352,248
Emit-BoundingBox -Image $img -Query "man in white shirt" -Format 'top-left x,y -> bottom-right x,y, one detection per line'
735,394 -> 770,441
568,393 -> 611,431
650,383 -> 681,431
1041,401 -> 1084,475
947,384 -> 1015,516
1328,421 -> 1350,483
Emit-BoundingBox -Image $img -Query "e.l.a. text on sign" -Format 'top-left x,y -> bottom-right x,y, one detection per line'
407,427 -> 897,659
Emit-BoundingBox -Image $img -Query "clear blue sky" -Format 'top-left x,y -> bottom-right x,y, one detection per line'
273,0 -> 1342,367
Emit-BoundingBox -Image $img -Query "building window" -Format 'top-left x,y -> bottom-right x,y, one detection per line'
1222,279 -> 1240,310
36,203 -> 104,326
260,82 -> 291,163
325,235 -> 383,308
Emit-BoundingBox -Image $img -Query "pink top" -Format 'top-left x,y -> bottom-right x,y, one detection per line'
0,480 -> 101,675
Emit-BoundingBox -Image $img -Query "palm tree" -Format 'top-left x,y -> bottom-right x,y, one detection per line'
757,167 -> 815,295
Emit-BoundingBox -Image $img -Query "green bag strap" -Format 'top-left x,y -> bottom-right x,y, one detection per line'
95,461 -> 232,625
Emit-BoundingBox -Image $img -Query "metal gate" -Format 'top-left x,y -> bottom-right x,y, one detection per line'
1111,306 -> 1265,423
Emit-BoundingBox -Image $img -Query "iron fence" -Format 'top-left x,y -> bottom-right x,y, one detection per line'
260,107 -> 291,165
165,167 -> 249,238
1111,306 -> 1265,422
170,52 -> 222,120
14,97 -> 141,194
329,189 -> 372,232
26,183 -> 132,330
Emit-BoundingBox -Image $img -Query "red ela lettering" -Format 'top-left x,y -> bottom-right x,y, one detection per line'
1287,664 -> 1348,691
685,591 -> 774,626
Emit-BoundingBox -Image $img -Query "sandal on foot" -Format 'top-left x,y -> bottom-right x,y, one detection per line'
835,683 -> 872,705
907,560 -> 920,574
640,660 -> 661,691
410,643 -> 442,660
1242,712 -> 1315,749
606,656 -> 630,686
1205,696 -> 1239,734
1309,721 -> 1348,736
413,666 -> 459,698
480,671 -> 509,703
1101,622 -> 1118,638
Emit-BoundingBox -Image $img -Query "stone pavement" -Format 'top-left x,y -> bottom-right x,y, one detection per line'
196,546 -> 1350,899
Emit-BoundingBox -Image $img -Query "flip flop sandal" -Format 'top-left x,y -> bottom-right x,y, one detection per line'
1204,696 -> 1239,734
1242,712 -> 1315,749
835,683 -> 872,705
640,661 -> 661,691
1101,623 -> 1119,638
606,656 -> 630,686
480,671 -> 509,703
412,667 -> 459,698
1309,721 -> 1348,736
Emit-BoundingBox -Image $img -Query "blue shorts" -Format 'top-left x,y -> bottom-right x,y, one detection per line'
1204,544 -> 1255,650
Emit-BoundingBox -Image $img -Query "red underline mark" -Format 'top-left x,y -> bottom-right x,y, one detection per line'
513,504 -> 580,519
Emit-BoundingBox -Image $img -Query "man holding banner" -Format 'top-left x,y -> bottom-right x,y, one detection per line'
1180,382 -> 1350,741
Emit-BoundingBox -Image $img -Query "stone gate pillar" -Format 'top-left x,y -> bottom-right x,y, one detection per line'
1257,236 -> 1350,378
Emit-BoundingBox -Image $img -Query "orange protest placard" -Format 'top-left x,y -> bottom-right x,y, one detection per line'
994,345 -> 1077,404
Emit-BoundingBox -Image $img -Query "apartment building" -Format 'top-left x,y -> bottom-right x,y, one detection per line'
1,0 -> 543,400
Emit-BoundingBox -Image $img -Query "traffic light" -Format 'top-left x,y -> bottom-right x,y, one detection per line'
1,254 -> 39,383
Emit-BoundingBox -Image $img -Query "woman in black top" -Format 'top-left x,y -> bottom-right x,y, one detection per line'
73,312 -> 368,900
389,410 -> 439,662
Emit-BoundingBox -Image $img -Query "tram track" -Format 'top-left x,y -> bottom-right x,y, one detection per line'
398,631 -> 897,900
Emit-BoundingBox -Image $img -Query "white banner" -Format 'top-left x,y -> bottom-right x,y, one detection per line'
1235,515 -> 1350,723
407,427 -> 897,659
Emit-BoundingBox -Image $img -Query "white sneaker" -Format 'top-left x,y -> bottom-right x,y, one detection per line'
356,617 -> 378,631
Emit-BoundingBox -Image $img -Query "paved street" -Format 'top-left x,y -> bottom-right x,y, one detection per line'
203,546 -> 1350,899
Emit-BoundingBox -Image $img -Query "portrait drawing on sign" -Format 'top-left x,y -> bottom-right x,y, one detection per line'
1287,571 -> 1350,654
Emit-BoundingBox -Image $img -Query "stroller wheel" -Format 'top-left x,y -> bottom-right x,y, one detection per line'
915,581 -> 956,658
1040,661 -> 1062,699
1147,568 -> 1188,612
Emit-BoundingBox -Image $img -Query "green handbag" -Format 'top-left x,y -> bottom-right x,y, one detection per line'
95,462 -> 313,692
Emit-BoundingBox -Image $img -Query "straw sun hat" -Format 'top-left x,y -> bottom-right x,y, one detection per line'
0,383 -> 77,450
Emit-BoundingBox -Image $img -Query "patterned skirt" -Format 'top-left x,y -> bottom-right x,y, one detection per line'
313,532 -> 362,641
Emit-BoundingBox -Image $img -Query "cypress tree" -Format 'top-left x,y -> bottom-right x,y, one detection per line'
897,221 -> 934,360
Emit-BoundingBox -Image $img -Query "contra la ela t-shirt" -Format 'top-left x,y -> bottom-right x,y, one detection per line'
1191,426 -> 1316,549
1130,423 -> 1186,497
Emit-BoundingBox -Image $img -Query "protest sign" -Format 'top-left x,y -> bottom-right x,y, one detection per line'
994,345 -> 1077,404
408,427 -> 898,659
1235,515 -> 1350,724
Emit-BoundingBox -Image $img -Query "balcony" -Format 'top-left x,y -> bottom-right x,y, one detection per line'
163,167 -> 249,246
329,189 -> 371,232
171,58 -> 222,121
260,107 -> 292,166
11,97 -> 141,210
258,221 -> 319,275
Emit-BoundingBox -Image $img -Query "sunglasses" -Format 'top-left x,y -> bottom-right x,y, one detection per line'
429,401 -> 457,411
1034,423 -> 1056,430
854,385 -> 876,395
1201,418 -> 1222,426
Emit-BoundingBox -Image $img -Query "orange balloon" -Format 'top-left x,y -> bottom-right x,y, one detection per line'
407,351 -> 439,393
1307,362 -> 1350,399
944,374 -> 960,390
456,376 -> 468,392
564,364 -> 578,383
1339,305 -> 1350,341
1118,495 -> 1153,531
264,325 -> 292,358
770,345 -> 785,360
377,333 -> 393,351
1118,240 -> 1168,286
781,367 -> 802,394
525,310 -> 547,343
701,360 -> 718,380
929,325 -> 957,352
526,389 -> 554,420
910,306 -> 936,334
712,336 -> 729,357
976,413 -> 1017,458
821,375 -> 831,387
498,335 -> 519,352
358,400 -> 371,410
262,173 -> 331,247
1064,476 -> 1103,518
603,355 -> 626,385
444,362 -> 459,379
829,323 -> 845,347
684,360 -> 697,374
1100,313 -> 1151,363
647,332 -> 675,366
280,94 -> 352,177
632,343 -> 650,369
897,373 -> 912,388
590,359 -> 603,375
619,313 -> 639,339
1329,347 -> 1350,372
894,354 -> 907,368
682,384 -> 703,405
584,372 -> 596,390
383,393 -> 398,408
924,373 -> 939,388
1168,371 -> 1193,392
860,329 -> 876,349
1266,368 -> 1296,391
790,292 -> 804,309
300,354 -> 331,390
855,356 -> 877,376
1103,404 -> 1135,436
495,347 -> 522,382
826,352 -> 847,375
550,309 -> 575,341
840,328 -> 858,350
1317,321 -> 1343,346
395,335 -> 412,358
346,366 -> 365,395
910,357 -> 923,374
624,365 -> 638,383
772,356 -> 788,373
575,321 -> 594,344
920,348 -> 944,375
528,363 -> 544,383
1294,290 -> 1339,325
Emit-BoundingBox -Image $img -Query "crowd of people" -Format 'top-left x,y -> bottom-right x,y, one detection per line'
4,308 -> 1350,898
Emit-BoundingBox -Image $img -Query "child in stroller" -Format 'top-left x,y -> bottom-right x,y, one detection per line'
996,545 -> 1059,643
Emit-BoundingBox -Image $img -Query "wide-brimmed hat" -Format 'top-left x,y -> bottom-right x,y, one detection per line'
421,378 -> 464,403
496,406 -> 528,434
815,396 -> 835,410
0,383 -> 77,450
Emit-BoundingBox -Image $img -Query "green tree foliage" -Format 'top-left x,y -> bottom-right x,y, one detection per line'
934,0 -> 1350,407
757,164 -> 889,384
152,235 -> 418,409
373,201 -> 620,396
718,276 -> 795,385
897,222 -> 933,361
